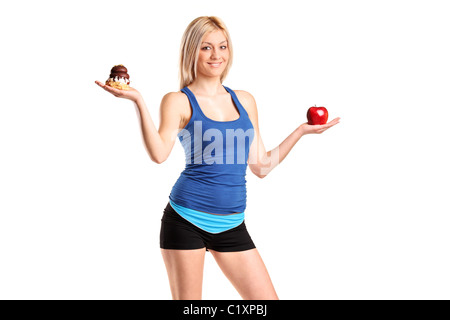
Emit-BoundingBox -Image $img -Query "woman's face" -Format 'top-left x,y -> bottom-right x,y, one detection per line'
197,29 -> 229,78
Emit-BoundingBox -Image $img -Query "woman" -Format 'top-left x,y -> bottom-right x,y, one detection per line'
95,16 -> 340,300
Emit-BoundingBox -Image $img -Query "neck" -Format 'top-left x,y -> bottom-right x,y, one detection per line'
188,76 -> 225,97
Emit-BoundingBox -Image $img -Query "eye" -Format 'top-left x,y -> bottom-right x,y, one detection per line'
201,46 -> 227,50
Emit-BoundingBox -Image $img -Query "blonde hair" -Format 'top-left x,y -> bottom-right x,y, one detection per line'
179,16 -> 233,90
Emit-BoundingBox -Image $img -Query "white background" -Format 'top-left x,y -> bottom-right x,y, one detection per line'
1,0 -> 449,299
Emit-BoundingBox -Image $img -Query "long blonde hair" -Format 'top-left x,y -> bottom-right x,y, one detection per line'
179,16 -> 233,90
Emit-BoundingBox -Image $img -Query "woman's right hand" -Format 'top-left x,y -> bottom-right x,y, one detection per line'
95,80 -> 143,103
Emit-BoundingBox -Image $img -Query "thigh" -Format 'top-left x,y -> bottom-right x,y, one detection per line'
161,248 -> 206,300
209,248 -> 279,300
160,202 -> 208,250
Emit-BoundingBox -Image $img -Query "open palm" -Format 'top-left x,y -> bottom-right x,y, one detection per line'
300,117 -> 341,135
95,80 -> 143,102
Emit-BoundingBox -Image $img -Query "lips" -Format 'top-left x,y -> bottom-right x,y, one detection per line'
207,62 -> 222,67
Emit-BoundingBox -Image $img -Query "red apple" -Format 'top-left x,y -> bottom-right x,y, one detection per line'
307,105 -> 328,125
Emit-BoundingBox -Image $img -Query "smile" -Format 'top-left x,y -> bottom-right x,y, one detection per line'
207,62 -> 222,68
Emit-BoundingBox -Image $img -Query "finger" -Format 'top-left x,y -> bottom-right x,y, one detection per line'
95,81 -> 117,94
327,117 -> 340,125
103,84 -> 121,95
323,118 -> 340,128
95,80 -> 114,91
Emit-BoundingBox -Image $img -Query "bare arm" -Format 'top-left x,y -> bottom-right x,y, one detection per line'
95,81 -> 183,164
239,91 -> 340,178
133,94 -> 182,163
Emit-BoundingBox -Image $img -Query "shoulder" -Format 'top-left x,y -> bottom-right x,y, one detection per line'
234,89 -> 255,104
160,91 -> 191,126
160,90 -> 190,113
161,90 -> 188,106
234,89 -> 258,116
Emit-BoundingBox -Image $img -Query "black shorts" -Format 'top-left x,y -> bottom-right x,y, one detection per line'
160,202 -> 256,252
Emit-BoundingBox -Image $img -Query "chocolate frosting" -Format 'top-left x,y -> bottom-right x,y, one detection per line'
109,64 -> 130,79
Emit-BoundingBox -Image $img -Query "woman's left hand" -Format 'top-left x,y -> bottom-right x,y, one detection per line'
299,117 -> 341,135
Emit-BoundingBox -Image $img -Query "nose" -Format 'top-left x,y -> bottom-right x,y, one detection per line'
210,48 -> 221,60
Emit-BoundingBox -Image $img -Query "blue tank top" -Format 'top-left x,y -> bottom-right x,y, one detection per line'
169,85 -> 255,215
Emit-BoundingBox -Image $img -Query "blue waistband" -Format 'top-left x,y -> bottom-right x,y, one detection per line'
169,200 -> 245,234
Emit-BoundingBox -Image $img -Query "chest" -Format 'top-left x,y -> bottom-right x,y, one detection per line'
183,93 -> 240,124
198,93 -> 241,121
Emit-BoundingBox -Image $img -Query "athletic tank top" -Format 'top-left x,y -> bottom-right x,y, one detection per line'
169,85 -> 255,215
